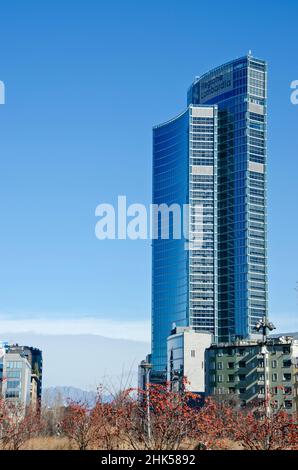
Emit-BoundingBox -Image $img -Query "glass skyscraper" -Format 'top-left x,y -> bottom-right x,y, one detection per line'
152,55 -> 267,373
152,105 -> 218,371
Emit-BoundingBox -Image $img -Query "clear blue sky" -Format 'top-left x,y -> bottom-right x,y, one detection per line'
0,0 -> 297,335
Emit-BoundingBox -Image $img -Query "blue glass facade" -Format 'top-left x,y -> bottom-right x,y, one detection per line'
152,55 -> 267,372
152,106 -> 218,371
152,110 -> 189,371
188,55 -> 267,343
188,107 -> 218,341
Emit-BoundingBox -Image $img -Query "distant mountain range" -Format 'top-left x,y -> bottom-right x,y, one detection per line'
2,331 -> 296,394
271,332 -> 298,339
0,332 -> 149,390
42,386 -> 100,407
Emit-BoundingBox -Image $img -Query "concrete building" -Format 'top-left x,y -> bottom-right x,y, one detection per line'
4,352 -> 32,409
206,336 -> 298,414
167,326 -> 212,394
0,345 -> 6,397
30,373 -> 39,409
0,343 -> 43,412
7,345 -> 43,403
293,366 -> 298,417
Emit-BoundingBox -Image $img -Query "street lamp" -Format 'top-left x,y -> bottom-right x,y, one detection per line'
254,316 -> 276,344
254,316 -> 276,417
140,361 -> 152,442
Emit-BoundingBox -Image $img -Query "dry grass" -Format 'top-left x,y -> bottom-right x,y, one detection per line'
214,438 -> 243,450
22,437 -> 243,451
22,437 -> 74,450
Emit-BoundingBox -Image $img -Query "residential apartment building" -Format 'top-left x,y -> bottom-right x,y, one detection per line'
7,345 -> 43,403
206,336 -> 298,413
0,343 -> 43,410
0,344 -> 5,397
4,352 -> 32,408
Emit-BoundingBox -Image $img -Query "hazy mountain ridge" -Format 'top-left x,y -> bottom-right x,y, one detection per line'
42,386 -> 100,407
271,332 -> 298,339
0,332 -> 149,389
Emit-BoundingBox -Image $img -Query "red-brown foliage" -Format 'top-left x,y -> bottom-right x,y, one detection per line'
0,399 -> 42,450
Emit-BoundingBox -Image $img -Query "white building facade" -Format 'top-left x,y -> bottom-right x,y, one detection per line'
3,352 -> 31,409
167,326 -> 212,394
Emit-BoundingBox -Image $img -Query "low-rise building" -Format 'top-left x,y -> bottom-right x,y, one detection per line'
167,326 -> 212,394
4,352 -> 32,408
293,366 -> 298,417
0,342 -> 43,411
7,345 -> 43,403
206,336 -> 298,413
140,327 -> 213,395
0,344 -> 6,396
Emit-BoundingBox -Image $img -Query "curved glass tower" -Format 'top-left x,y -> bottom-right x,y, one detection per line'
152,110 -> 189,372
152,105 -> 218,371
188,54 -> 267,343
152,55 -> 267,373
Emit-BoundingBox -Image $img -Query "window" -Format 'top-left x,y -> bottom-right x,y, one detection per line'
284,387 -> 292,395
284,400 -> 292,409
283,360 -> 291,368
272,373 -> 278,382
228,362 -> 235,369
283,346 -> 291,354
6,361 -> 22,369
217,362 -> 223,370
239,374 -> 246,381
228,375 -> 234,383
6,391 -> 20,398
191,350 -> 196,358
239,361 -> 246,368
229,387 -> 235,394
7,380 -> 21,389
218,375 -> 223,383
272,360 -> 277,369
6,370 -> 21,379
283,373 -> 291,382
